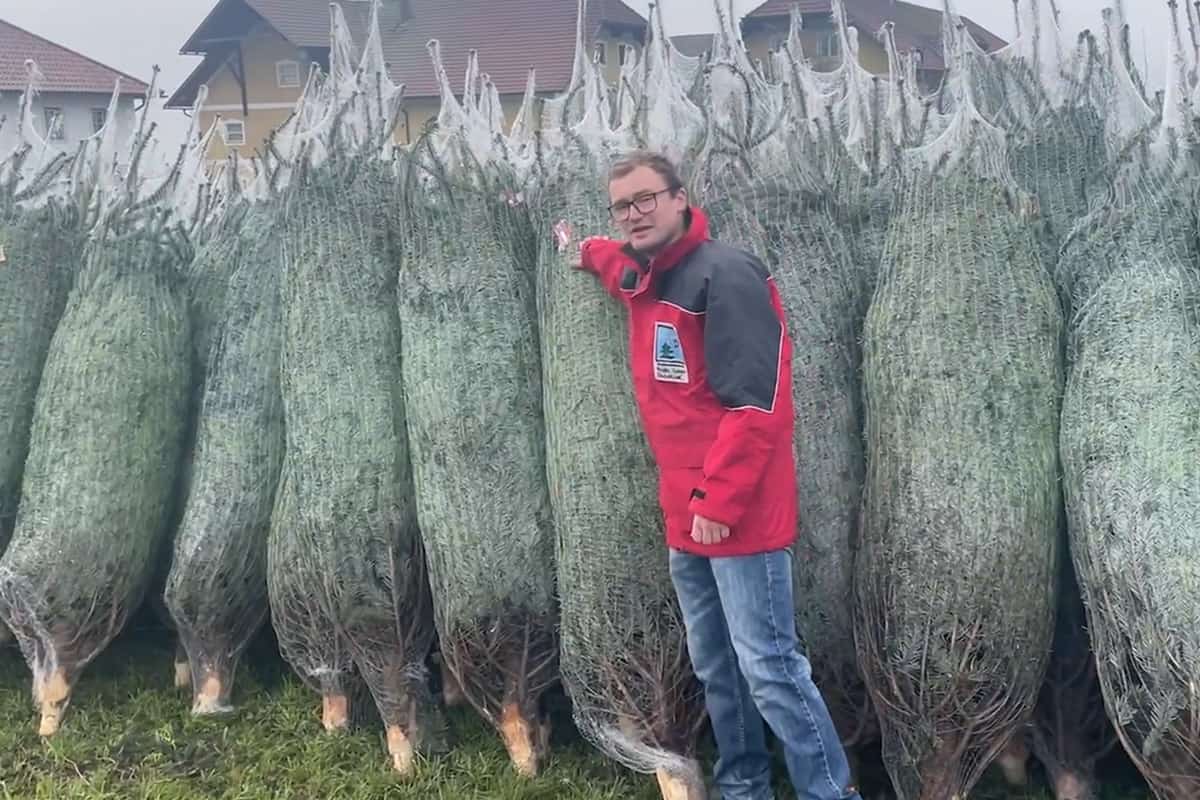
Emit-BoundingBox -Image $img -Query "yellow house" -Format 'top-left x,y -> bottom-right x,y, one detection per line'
167,0 -> 651,160
740,0 -> 1006,90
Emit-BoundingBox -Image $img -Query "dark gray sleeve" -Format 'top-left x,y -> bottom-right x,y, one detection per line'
703,254 -> 783,412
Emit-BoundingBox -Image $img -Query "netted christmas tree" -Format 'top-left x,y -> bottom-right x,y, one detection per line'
0,79 -> 93,566
392,44 -> 558,776
266,2 -> 443,773
0,74 -> 199,734
164,195 -> 286,715
535,8 -> 706,795
855,27 -> 1064,799
1057,15 -> 1200,795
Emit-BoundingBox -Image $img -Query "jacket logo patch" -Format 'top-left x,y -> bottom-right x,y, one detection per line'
654,322 -> 689,384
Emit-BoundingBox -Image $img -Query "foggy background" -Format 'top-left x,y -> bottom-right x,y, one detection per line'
0,0 -> 1171,154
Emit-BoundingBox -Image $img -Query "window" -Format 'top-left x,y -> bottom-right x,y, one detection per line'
43,107 -> 65,141
91,108 -> 108,133
276,60 -> 302,88
593,42 -> 607,65
816,32 -> 841,59
222,119 -> 246,146
618,43 -> 635,65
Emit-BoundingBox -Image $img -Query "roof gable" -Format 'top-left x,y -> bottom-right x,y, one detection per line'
0,18 -> 150,95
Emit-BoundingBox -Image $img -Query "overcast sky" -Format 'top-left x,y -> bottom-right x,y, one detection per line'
0,0 -> 1172,152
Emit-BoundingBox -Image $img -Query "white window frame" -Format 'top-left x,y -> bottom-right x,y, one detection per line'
222,119 -> 246,147
816,32 -> 841,59
593,42 -> 607,65
43,107 -> 65,141
91,108 -> 108,134
276,59 -> 302,89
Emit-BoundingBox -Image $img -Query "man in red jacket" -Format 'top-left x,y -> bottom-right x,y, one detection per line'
571,150 -> 860,800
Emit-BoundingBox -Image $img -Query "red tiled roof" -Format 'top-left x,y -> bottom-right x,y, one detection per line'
243,0 -> 334,49
745,0 -> 1007,69
0,18 -> 149,95
175,0 -> 649,104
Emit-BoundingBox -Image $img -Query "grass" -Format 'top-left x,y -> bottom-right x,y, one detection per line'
0,624 -> 1153,800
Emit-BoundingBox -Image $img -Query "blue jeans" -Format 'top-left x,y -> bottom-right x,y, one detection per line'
669,547 -> 860,800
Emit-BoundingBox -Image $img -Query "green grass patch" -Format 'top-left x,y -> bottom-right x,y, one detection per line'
0,628 -> 1151,799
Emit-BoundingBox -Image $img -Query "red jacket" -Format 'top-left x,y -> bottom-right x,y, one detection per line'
580,207 -> 797,556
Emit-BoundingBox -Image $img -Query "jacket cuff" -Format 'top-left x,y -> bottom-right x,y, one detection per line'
687,486 -> 742,528
578,236 -> 607,274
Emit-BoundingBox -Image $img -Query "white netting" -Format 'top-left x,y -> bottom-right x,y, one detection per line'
0,58 -> 196,733
263,0 -> 446,772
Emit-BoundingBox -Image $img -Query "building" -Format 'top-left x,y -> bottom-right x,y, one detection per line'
741,0 -> 1007,88
0,18 -> 148,157
167,0 -> 649,160
167,0 -> 1006,161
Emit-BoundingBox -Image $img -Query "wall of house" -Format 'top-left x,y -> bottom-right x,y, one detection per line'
595,30 -> 645,86
193,25 -> 315,160
743,19 -> 890,78
195,107 -> 293,161
197,94 -> 532,161
0,92 -> 139,158
193,21 -> 631,160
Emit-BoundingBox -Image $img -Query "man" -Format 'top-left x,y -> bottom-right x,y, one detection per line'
570,150 -> 860,800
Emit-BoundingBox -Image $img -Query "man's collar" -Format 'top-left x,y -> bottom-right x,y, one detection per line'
620,206 -> 710,273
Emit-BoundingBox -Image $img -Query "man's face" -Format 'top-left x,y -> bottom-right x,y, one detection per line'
608,165 -> 688,255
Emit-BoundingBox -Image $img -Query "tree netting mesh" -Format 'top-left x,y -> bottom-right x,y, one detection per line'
855,44 -> 1064,797
396,103 -> 558,773
0,71 -> 117,605
533,133 -> 705,791
1057,125 -> 1200,799
953,1 -> 1107,276
183,198 -> 248,381
164,201 -> 286,715
0,209 -> 193,736
261,3 -> 446,773
0,61 -> 205,732
269,150 -> 443,770
0,194 -> 79,557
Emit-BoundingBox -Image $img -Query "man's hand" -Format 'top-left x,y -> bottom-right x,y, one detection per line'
691,514 -> 730,546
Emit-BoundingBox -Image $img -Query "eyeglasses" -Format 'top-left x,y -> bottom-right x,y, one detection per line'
608,186 -> 679,221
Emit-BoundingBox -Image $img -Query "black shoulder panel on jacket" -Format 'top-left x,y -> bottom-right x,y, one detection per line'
701,248 -> 782,412
656,241 -> 770,312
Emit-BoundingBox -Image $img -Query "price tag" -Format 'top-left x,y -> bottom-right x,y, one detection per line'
552,220 -> 573,254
